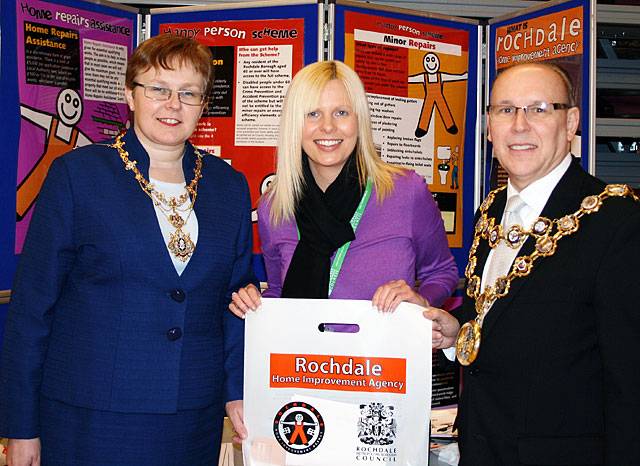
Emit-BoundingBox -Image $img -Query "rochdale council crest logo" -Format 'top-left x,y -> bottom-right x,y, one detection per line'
273,402 -> 325,454
357,402 -> 396,445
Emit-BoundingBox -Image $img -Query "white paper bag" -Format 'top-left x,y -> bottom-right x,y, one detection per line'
243,298 -> 432,466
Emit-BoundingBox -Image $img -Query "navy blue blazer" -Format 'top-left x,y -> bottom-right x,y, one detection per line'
0,130 -> 254,438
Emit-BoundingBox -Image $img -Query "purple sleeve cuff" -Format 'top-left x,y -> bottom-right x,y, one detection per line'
261,287 -> 281,298
420,282 -> 454,308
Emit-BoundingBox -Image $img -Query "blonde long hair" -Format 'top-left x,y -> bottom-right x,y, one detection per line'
267,60 -> 404,224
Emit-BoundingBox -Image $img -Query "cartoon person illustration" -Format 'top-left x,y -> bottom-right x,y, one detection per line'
284,413 -> 311,445
409,52 -> 468,138
17,88 -> 92,219
450,146 -> 460,190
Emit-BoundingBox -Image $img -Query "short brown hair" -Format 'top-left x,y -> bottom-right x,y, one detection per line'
126,34 -> 214,96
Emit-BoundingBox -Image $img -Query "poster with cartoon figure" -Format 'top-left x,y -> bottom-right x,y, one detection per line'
15,0 -> 135,252
17,89 -> 92,219
336,5 -> 480,253
409,52 -> 467,138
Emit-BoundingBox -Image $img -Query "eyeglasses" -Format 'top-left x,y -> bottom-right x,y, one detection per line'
132,82 -> 205,106
486,102 -> 573,122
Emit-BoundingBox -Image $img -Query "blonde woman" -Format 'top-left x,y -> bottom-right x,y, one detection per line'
230,60 -> 457,314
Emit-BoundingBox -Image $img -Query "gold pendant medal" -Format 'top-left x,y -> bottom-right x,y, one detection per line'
455,320 -> 481,366
168,229 -> 195,262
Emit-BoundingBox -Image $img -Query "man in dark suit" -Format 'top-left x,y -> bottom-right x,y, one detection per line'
426,63 -> 640,465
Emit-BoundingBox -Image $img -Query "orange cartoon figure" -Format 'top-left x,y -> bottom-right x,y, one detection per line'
409,52 -> 467,138
17,88 -> 92,219
286,413 -> 310,445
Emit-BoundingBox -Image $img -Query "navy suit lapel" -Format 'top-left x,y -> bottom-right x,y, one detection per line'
481,159 -> 588,338
178,143 -> 207,283
536,159 -> 588,220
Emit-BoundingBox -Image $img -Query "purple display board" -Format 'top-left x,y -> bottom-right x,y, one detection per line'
14,0 -> 136,252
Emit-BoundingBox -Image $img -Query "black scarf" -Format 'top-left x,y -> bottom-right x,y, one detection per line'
281,152 -> 362,298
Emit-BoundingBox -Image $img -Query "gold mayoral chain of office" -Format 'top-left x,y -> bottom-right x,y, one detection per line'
110,131 -> 204,262
455,183 -> 639,366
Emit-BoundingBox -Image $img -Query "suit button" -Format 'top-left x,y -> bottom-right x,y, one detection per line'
469,367 -> 480,376
170,289 -> 185,302
166,327 -> 182,341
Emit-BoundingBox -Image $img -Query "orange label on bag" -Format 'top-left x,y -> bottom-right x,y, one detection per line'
270,353 -> 407,393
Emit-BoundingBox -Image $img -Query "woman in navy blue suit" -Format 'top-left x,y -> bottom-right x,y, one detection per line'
0,34 -> 254,465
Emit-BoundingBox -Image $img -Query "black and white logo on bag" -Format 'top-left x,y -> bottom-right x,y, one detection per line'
273,402 -> 325,454
357,402 -> 396,445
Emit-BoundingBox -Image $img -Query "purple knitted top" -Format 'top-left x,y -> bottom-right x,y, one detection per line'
258,170 -> 459,307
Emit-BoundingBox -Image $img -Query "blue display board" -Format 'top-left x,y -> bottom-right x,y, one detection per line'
486,0 -> 594,192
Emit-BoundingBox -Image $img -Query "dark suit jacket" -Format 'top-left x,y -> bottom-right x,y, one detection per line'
456,159 -> 640,466
0,129 -> 255,438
